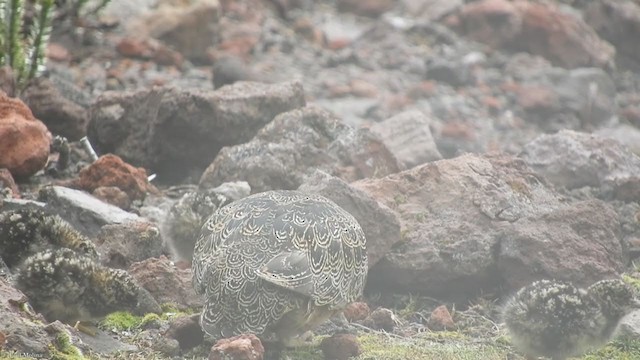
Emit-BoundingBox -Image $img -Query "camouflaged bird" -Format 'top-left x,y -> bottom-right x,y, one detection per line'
503,278 -> 639,360
192,190 -> 368,344
0,207 -> 160,323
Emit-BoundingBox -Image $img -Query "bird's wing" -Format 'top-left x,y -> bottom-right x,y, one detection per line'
255,249 -> 314,297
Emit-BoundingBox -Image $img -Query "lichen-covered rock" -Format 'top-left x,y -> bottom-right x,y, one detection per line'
0,91 -> 51,178
88,81 -> 305,183
163,182 -> 250,261
200,105 -> 399,192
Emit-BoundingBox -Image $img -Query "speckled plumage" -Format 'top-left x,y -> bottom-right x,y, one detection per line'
0,208 -> 98,268
503,279 -> 638,360
192,190 -> 368,342
0,208 -> 160,323
15,248 -> 160,322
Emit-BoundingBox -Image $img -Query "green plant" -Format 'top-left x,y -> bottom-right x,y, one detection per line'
0,0 -> 54,90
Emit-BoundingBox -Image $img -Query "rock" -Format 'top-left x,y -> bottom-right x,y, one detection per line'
496,200 -> 624,290
320,333 -> 361,360
520,130 -> 640,201
517,67 -> 616,131
200,105 -> 399,192
402,0 -> 463,21
163,182 -> 250,261
70,154 -> 156,202
343,302 -> 370,323
617,309 -> 640,339
585,0 -> 640,68
116,37 -> 184,68
369,110 -> 442,170
448,0 -> 615,69
37,185 -> 140,238
21,77 -> 88,141
209,333 -> 265,360
87,81 -> 305,183
428,305 -> 455,331
92,186 -> 132,210
595,124 -> 640,156
212,54 -> 261,89
0,168 -> 19,198
166,314 -> 204,350
426,59 -> 474,87
0,91 -> 51,178
128,256 -> 203,310
354,153 -> 623,299
134,0 -> 221,63
0,278 -> 50,357
362,307 -> 397,332
298,171 -> 401,268
95,221 -> 166,269
337,0 -> 394,18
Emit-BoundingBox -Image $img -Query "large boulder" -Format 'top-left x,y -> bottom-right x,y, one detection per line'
87,81 -> 305,183
199,105 -> 400,192
353,153 -> 624,300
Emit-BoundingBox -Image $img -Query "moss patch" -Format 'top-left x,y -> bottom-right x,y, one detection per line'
49,332 -> 86,360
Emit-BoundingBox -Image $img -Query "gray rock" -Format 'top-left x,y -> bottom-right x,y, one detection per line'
0,278 -> 51,357
298,170 -> 401,268
585,0 -> 640,69
520,130 -> 640,202
37,186 -> 139,238
199,105 -> 400,192
353,153 -> 624,300
88,81 -> 306,183
21,77 -> 89,141
95,221 -> 167,269
616,309 -> 640,339
369,110 -> 442,170
521,67 -> 616,131
596,124 -> 640,156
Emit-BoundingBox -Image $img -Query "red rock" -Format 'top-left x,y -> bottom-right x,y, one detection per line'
46,43 -> 71,62
343,302 -> 370,322
72,154 -> 156,201
440,122 -> 475,140
320,333 -> 361,360
337,0 -> 394,18
428,305 -> 455,330
408,81 -> 438,99
0,91 -> 51,178
0,168 -> 19,198
209,334 -> 264,360
362,307 -> 397,332
92,186 -> 132,210
516,85 -> 557,111
450,0 -> 615,69
116,37 -> 155,58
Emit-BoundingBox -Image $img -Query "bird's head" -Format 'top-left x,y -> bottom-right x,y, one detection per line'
587,279 -> 639,319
